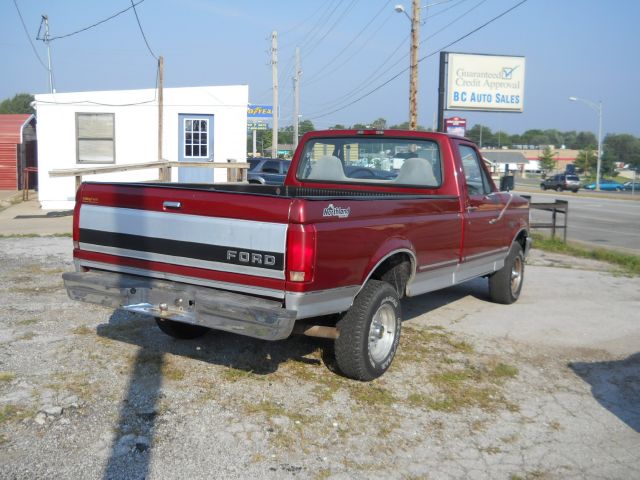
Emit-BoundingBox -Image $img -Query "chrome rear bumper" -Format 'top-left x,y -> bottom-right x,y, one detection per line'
62,270 -> 296,341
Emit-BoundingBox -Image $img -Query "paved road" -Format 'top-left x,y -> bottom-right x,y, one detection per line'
519,191 -> 640,253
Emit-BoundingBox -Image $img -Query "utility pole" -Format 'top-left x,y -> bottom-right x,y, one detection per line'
38,15 -> 55,93
252,129 -> 257,157
293,47 -> 301,150
409,0 -> 420,130
271,31 -> 279,158
157,56 -> 166,181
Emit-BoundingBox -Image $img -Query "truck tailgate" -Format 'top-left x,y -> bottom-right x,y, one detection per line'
74,183 -> 293,296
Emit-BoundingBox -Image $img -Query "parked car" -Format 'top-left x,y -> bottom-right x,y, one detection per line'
247,157 -> 291,185
583,180 -> 624,191
623,181 -> 640,191
62,129 -> 530,381
540,174 -> 580,192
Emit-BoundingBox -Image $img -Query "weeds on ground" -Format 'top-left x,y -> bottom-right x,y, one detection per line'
532,233 -> 640,276
0,372 -> 16,383
0,404 -> 33,425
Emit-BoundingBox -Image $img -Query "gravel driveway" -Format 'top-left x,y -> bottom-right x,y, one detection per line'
0,237 -> 638,480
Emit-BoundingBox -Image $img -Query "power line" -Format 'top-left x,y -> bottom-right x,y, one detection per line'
12,0 -> 48,70
306,0 -> 529,120
35,62 -> 160,106
305,0 -> 482,112
45,0 -> 146,41
298,0 -> 342,52
304,1 -> 393,85
305,0 -> 359,57
130,0 -> 158,60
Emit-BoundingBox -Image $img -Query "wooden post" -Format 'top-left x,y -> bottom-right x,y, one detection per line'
157,56 -> 166,181
409,0 -> 420,130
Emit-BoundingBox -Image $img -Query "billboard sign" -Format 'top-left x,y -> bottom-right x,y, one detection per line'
445,116 -> 467,137
248,121 -> 268,131
247,104 -> 273,118
445,53 -> 525,112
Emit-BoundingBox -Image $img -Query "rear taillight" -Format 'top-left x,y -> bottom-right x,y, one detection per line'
286,224 -> 316,282
72,185 -> 83,248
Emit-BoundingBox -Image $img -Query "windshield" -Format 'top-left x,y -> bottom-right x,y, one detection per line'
296,137 -> 441,187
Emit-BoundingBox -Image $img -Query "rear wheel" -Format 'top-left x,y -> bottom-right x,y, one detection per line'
335,280 -> 401,381
556,186 -> 563,192
540,184 -> 547,191
489,242 -> 524,305
155,318 -> 209,339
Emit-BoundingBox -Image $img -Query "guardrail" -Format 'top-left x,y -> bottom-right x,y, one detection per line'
49,159 -> 249,190
521,195 -> 569,242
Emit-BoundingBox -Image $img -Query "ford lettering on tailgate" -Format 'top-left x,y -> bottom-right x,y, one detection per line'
78,205 -> 286,279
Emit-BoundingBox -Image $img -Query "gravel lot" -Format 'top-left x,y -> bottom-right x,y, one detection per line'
0,237 -> 638,480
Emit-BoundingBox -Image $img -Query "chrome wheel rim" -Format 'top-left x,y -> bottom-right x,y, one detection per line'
368,303 -> 396,363
510,256 -> 523,296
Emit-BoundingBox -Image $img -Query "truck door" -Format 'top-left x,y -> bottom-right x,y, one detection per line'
178,114 -> 214,183
455,141 -> 508,279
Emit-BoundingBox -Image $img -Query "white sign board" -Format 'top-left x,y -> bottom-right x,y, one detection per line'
446,53 -> 525,112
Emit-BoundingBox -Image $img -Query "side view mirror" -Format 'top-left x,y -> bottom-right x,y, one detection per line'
500,175 -> 514,192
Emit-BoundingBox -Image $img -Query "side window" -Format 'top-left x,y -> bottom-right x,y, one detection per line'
76,113 -> 115,164
458,145 -> 491,195
263,161 -> 280,173
184,118 -> 208,158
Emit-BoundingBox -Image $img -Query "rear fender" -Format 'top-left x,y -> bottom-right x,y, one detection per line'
359,239 -> 417,293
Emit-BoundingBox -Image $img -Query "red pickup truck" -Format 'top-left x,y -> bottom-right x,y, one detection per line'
63,129 -> 530,381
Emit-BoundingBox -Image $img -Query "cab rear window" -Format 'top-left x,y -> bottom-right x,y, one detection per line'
296,137 -> 442,188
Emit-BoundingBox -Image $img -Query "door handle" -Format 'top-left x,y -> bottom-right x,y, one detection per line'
163,201 -> 181,210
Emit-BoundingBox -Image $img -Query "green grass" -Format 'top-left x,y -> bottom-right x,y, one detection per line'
532,233 -> 640,276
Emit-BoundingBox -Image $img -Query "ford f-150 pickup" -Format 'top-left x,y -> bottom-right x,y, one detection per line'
63,129 -> 531,381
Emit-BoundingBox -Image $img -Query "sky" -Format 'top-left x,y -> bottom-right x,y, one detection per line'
2,0 -> 640,136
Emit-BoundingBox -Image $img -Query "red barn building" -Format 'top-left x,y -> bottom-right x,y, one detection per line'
0,114 -> 37,190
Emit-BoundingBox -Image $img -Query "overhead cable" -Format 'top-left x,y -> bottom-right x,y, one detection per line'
12,0 -> 48,70
304,1 -> 393,85
306,0 -> 484,111
46,0 -> 146,41
306,0 -> 529,120
130,0 -> 158,60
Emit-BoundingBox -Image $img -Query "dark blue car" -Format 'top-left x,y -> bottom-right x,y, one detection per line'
247,158 -> 291,185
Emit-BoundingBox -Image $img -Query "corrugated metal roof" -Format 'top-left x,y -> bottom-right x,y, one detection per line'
482,151 -> 529,165
0,114 -> 33,144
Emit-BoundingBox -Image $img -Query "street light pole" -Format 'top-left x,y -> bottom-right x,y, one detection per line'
569,96 -> 603,191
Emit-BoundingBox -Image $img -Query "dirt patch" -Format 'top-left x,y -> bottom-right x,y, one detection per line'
0,238 -> 638,479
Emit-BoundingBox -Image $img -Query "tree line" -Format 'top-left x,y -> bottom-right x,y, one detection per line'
251,118 -> 640,173
2,94 -> 637,173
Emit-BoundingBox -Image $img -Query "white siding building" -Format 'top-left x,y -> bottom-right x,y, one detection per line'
34,85 -> 248,209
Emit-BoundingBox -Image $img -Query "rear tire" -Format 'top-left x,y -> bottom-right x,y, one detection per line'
489,242 -> 525,305
155,318 -> 209,339
540,184 -> 547,191
335,280 -> 401,381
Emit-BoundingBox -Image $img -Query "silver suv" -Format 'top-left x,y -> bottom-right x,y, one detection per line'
541,174 -> 580,193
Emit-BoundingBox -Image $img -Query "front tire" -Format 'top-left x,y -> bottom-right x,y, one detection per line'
489,242 -> 525,305
335,280 -> 401,381
155,318 -> 209,339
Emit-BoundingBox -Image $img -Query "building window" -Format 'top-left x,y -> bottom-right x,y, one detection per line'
76,113 -> 115,164
184,118 -> 208,158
